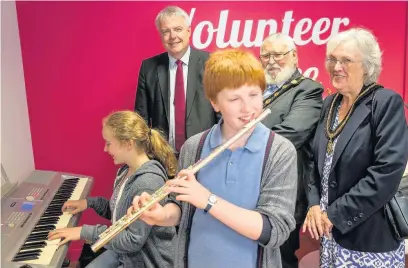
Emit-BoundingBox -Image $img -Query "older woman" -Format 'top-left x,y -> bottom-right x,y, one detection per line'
303,27 -> 408,267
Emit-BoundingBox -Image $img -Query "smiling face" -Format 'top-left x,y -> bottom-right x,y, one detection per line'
326,41 -> 365,95
158,15 -> 191,59
102,126 -> 130,165
210,84 -> 263,135
260,40 -> 297,84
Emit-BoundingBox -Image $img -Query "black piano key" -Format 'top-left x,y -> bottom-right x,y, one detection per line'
25,239 -> 47,244
30,230 -> 50,235
45,207 -> 63,212
38,215 -> 60,221
41,215 -> 62,220
58,188 -> 75,192
60,182 -> 76,186
50,197 -> 67,201
59,186 -> 76,191
57,193 -> 71,196
64,177 -> 79,182
15,254 -> 41,261
53,194 -> 72,199
47,205 -> 64,210
15,249 -> 42,258
58,185 -> 75,190
20,243 -> 46,251
50,198 -> 66,202
56,190 -> 73,194
13,255 -> 40,262
51,196 -> 70,201
59,183 -> 76,187
22,241 -> 46,246
61,182 -> 77,187
61,181 -> 77,185
38,215 -> 60,219
46,207 -> 63,212
28,231 -> 49,237
55,190 -> 73,195
30,230 -> 51,236
20,244 -> 47,250
42,212 -> 62,217
43,209 -> 63,214
50,198 -> 67,206
33,226 -> 56,232
61,184 -> 76,188
43,211 -> 62,216
21,241 -> 46,247
27,232 -> 49,238
49,201 -> 66,206
16,249 -> 42,255
40,216 -> 60,222
46,205 -> 63,210
26,235 -> 48,242
47,202 -> 65,206
59,182 -> 75,186
54,192 -> 73,197
55,193 -> 72,197
37,218 -> 58,224
37,219 -> 58,225
14,252 -> 41,260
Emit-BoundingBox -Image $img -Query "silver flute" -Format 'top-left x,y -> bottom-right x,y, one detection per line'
91,108 -> 271,252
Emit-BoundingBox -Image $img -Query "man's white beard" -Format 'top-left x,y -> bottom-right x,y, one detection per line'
265,66 -> 296,85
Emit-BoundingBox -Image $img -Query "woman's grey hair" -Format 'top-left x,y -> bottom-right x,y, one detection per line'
326,27 -> 382,84
155,6 -> 191,30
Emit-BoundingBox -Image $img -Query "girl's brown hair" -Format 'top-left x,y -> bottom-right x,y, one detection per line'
103,110 -> 177,177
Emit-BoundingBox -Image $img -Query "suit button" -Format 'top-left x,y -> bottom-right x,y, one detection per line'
353,217 -> 358,222
359,213 -> 364,218
347,221 -> 352,226
330,181 -> 337,188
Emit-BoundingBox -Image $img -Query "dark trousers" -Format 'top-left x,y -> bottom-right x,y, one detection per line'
280,223 -> 302,268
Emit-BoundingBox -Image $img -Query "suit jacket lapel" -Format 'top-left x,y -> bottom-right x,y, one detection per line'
186,49 -> 200,119
317,95 -> 334,175
317,122 -> 329,175
157,54 -> 170,123
330,98 -> 371,172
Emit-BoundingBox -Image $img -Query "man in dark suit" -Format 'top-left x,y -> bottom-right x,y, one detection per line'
259,33 -> 324,268
134,6 -> 218,155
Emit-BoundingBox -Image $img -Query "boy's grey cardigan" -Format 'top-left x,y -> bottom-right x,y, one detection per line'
80,160 -> 176,268
173,130 -> 298,268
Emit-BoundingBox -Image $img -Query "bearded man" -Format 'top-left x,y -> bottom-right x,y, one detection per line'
259,33 -> 323,268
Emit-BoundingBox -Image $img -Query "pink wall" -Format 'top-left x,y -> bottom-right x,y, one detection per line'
15,1 -> 408,257
405,4 -> 408,120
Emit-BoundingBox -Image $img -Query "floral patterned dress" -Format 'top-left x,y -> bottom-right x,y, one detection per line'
319,104 -> 405,268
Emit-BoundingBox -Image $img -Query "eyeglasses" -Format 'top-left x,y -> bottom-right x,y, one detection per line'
326,57 -> 360,68
259,49 -> 293,62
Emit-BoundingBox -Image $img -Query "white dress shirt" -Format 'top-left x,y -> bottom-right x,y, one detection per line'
168,46 -> 190,149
